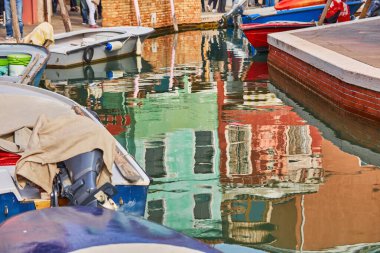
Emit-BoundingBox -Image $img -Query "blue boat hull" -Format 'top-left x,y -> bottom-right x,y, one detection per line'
241,1 -> 363,24
0,206 -> 221,253
0,185 -> 148,223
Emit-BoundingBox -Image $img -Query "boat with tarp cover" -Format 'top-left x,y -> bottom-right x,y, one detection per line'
0,81 -> 150,223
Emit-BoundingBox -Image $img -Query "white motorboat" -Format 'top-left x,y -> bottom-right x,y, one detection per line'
47,26 -> 154,68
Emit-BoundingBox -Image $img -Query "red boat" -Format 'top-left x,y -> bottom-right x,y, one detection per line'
240,21 -> 315,51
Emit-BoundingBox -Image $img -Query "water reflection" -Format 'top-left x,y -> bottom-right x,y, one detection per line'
42,28 -> 380,252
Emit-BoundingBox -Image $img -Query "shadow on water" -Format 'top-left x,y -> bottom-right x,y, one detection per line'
41,28 -> 380,253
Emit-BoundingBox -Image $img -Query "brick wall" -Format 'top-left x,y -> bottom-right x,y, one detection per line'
102,0 -> 202,29
268,46 -> 380,121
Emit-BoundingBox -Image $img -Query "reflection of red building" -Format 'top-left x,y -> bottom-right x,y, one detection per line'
98,114 -> 131,136
242,61 -> 269,82
217,77 -> 322,186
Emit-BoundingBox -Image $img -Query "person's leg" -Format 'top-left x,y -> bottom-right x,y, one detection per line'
85,0 -> 95,25
15,0 -> 22,36
212,0 -> 218,10
52,0 -> 57,13
0,0 -> 4,14
80,0 -> 89,24
4,0 -> 12,37
207,0 -> 212,11
97,0 -> 101,18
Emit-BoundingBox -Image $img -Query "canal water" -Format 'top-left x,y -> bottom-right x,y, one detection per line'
42,29 -> 380,252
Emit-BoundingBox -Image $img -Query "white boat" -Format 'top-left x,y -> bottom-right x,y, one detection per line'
0,81 -> 151,223
47,26 -> 154,68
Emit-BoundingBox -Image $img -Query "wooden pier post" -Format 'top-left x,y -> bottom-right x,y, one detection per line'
317,0 -> 333,26
359,0 -> 372,18
133,0 -> 142,26
169,0 -> 178,32
10,0 -> 21,42
57,0 -> 72,32
44,0 -> 52,23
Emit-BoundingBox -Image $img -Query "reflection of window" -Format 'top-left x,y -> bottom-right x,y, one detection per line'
147,199 -> 165,224
226,124 -> 252,175
194,194 -> 211,219
145,141 -> 166,177
286,126 -> 311,155
194,131 -> 214,174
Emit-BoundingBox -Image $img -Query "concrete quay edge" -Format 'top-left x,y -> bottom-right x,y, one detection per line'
268,17 -> 380,93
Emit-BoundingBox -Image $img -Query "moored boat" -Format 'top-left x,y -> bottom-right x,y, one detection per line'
0,44 -> 50,86
241,21 -> 315,51
0,81 -> 151,223
0,206 -> 221,253
47,26 -> 154,68
241,0 -> 363,24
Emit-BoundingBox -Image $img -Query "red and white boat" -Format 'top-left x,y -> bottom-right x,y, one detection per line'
240,21 -> 315,51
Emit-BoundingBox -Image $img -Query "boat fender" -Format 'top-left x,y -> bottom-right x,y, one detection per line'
83,47 -> 94,64
105,41 -> 123,52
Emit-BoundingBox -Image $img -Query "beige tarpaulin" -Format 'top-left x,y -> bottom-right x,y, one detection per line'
0,94 -> 74,137
14,114 -> 115,193
22,22 -> 55,48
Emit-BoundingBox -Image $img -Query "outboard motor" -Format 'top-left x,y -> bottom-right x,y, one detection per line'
52,149 -> 117,208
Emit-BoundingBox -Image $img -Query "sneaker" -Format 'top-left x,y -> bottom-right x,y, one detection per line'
5,36 -> 13,40
212,9 -> 217,13
89,24 -> 100,28
82,22 -> 88,25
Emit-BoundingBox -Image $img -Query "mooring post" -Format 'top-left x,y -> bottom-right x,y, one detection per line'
133,0 -> 142,26
169,0 -> 178,32
58,0 -> 72,32
10,0 -> 21,42
44,0 -> 52,23
359,0 -> 372,18
317,0 -> 333,26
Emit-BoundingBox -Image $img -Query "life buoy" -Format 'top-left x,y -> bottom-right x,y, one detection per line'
83,47 -> 94,64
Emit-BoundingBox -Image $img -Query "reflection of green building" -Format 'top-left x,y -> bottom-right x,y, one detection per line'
126,88 -> 222,239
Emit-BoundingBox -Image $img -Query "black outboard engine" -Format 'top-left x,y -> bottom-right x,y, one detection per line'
52,149 -> 117,208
